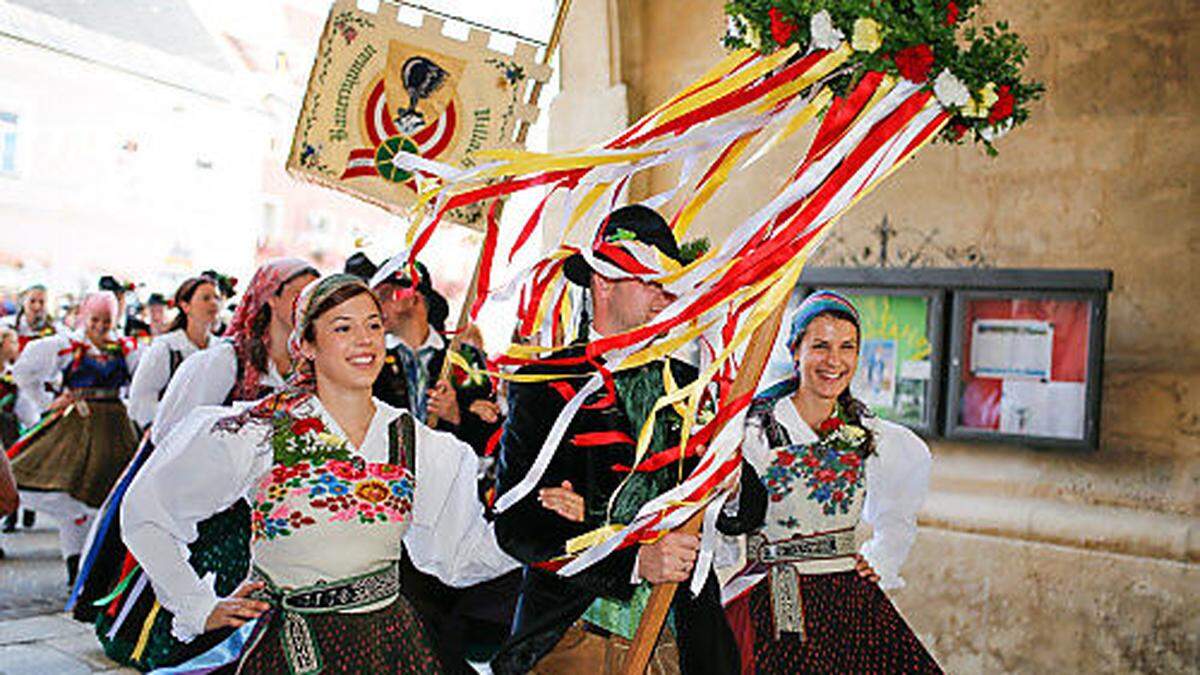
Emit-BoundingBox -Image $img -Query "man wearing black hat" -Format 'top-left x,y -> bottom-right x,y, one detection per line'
491,205 -> 766,674
344,253 -> 497,449
144,293 -> 170,336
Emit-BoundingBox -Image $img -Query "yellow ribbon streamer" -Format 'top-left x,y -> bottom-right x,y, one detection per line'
130,601 -> 161,662
566,523 -> 624,555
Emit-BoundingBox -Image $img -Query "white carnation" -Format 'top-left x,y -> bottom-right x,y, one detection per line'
981,118 -> 1014,142
810,10 -> 845,51
933,69 -> 970,108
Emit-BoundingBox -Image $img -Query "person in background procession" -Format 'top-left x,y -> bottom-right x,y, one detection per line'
71,275 -> 226,623
145,293 -> 171,337
120,274 -> 523,673
125,277 -> 221,433
8,291 -> 137,586
346,253 -> 499,449
0,326 -> 19,446
2,286 -> 55,534
721,291 -> 939,674
70,259 -> 318,671
0,326 -> 20,557
2,284 -> 56,350
99,275 -> 151,339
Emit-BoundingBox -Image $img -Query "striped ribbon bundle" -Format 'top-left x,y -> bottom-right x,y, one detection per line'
377,41 -> 951,592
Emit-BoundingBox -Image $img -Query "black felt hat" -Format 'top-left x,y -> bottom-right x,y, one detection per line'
343,253 -> 378,283
98,275 -> 134,294
199,270 -> 239,298
146,292 -> 168,307
562,204 -> 684,287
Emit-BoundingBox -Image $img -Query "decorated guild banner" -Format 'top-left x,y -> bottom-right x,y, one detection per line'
287,0 -> 552,228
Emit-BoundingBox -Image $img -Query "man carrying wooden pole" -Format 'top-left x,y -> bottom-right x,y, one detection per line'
489,204 -> 770,675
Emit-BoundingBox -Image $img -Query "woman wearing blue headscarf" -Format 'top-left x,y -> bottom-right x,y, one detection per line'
723,291 -> 940,673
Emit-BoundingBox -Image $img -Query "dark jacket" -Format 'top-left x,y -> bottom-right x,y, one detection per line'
491,345 -> 766,674
372,340 -> 499,454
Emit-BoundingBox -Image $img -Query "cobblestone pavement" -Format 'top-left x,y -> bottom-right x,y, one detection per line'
0,517 -> 133,673
0,519 -> 70,621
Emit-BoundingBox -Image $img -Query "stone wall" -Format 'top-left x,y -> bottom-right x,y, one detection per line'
548,0 -> 1198,671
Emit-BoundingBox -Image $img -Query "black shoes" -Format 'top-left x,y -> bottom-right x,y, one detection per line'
2,509 -> 36,532
66,554 -> 80,588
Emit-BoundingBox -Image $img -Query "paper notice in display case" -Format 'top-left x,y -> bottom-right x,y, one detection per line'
853,339 -> 897,409
999,380 -> 1086,439
970,319 -> 1054,379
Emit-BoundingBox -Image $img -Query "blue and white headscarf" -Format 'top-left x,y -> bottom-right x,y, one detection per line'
758,290 -> 861,403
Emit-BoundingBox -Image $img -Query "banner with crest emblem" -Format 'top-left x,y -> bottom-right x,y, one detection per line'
287,0 -> 552,228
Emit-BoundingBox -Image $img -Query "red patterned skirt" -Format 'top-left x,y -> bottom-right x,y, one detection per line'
725,570 -> 941,674
237,594 -> 445,674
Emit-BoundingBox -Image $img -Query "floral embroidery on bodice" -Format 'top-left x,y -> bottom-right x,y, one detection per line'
752,401 -> 869,539
247,401 -> 414,543
763,443 -> 866,532
210,391 -> 416,589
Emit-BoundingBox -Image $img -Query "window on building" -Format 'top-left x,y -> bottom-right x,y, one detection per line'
260,198 -> 282,247
0,111 -> 19,176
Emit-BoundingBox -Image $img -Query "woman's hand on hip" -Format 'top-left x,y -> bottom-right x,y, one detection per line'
204,581 -> 269,632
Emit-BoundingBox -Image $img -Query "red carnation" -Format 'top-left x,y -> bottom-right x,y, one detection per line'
944,1 -> 959,26
894,44 -> 935,83
950,122 -> 969,140
768,7 -> 797,45
291,417 -> 325,435
816,468 -> 837,483
818,417 -> 844,433
988,84 -> 1015,124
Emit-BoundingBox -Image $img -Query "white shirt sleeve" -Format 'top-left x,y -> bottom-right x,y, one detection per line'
403,422 -> 519,587
858,419 -> 932,590
127,340 -> 170,430
11,334 -> 72,428
151,342 -> 236,446
121,404 -> 267,642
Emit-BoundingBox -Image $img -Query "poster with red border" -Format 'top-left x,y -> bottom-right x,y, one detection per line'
957,297 -> 1091,438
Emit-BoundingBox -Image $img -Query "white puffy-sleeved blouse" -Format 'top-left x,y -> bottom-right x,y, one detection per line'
121,393 -> 519,641
150,340 -> 285,446
126,330 -> 209,430
11,333 -> 125,428
741,396 -> 931,589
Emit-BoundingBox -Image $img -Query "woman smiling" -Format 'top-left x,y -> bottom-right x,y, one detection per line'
126,276 -> 222,432
122,274 -> 520,673
9,291 -> 138,584
723,291 -> 940,673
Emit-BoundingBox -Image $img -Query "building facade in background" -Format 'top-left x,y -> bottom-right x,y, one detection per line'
0,0 -> 419,303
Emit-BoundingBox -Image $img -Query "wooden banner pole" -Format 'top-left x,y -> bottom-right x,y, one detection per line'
427,0 -> 572,428
620,299 -> 789,675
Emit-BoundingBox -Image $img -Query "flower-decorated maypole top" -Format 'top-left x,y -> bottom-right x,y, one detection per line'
724,0 -> 1043,154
